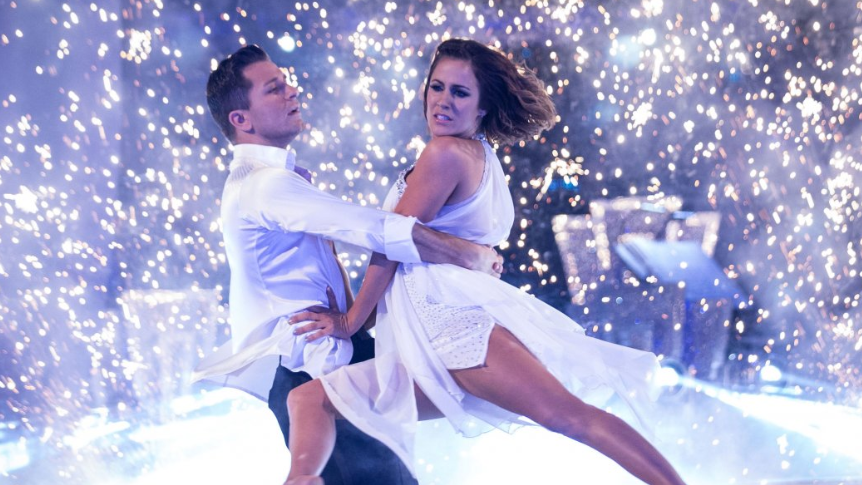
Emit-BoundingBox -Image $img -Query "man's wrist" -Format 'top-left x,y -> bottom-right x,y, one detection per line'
464,242 -> 483,271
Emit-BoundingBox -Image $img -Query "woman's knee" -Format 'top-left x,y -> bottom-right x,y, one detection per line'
287,379 -> 329,414
538,400 -> 603,443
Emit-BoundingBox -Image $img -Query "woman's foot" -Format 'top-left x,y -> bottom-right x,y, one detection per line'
283,475 -> 324,485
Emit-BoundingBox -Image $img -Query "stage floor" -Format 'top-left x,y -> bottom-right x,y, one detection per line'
3,378 -> 861,484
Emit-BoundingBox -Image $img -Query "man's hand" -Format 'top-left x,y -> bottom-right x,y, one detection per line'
412,224 -> 503,276
289,286 -> 354,341
473,245 -> 504,278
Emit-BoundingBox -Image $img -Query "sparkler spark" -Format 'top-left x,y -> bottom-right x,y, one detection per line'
1,1 -> 861,482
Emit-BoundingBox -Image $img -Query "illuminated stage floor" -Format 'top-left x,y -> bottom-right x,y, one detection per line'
3,380 -> 862,485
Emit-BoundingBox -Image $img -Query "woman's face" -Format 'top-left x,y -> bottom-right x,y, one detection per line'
425,57 -> 484,139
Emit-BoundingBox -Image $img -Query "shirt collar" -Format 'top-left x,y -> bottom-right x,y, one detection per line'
232,143 -> 297,171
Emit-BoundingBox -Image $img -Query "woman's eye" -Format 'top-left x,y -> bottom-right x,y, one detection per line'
431,84 -> 443,91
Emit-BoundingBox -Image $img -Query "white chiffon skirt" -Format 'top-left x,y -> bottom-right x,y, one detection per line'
319,262 -> 661,475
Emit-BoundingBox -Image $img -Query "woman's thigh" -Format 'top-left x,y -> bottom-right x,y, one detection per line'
448,325 -> 595,429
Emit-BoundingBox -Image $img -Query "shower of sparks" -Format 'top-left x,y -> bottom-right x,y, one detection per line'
1,0 -> 862,482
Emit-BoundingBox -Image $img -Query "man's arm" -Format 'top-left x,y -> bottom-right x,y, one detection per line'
412,224 -> 503,275
246,168 -> 502,275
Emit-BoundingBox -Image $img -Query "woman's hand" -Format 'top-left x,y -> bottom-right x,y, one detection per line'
289,286 -> 355,341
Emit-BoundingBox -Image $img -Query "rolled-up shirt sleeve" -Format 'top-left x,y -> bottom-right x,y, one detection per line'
242,168 -> 422,263
383,213 -> 421,263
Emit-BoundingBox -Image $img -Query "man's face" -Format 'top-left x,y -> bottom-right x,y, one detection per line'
236,60 -> 302,147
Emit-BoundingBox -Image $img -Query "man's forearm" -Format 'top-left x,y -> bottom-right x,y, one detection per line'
411,224 -> 479,270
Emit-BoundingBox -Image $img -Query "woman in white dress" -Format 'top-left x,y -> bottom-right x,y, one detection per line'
284,39 -> 686,485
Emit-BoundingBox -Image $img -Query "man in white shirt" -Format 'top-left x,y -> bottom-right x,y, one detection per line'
196,45 -> 501,485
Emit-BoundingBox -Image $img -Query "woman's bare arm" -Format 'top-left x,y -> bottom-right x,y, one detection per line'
291,137 -> 478,341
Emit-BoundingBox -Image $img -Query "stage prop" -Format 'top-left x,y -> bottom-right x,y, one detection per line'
118,289 -> 227,420
553,197 -> 743,380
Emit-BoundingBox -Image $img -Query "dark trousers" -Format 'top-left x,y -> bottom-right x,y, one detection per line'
267,330 -> 417,485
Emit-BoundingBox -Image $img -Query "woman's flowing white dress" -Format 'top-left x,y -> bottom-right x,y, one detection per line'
319,137 -> 661,475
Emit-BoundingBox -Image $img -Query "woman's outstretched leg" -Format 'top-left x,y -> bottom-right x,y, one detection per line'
283,379 -> 336,485
450,325 -> 686,485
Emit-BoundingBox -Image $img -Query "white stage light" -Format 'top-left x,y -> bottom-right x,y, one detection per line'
760,364 -> 783,383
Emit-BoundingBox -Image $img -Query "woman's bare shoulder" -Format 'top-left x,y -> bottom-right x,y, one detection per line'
419,136 -> 481,168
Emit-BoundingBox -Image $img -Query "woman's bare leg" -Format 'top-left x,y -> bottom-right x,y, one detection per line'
282,325 -> 684,484
283,377 -> 440,485
450,325 -> 686,485
283,380 -> 335,485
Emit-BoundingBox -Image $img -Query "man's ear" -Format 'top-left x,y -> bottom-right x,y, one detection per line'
229,110 -> 252,134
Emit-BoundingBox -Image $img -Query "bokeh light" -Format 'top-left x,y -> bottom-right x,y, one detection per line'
2,0 -> 861,482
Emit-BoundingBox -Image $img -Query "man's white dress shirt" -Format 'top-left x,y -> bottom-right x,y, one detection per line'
193,143 -> 421,399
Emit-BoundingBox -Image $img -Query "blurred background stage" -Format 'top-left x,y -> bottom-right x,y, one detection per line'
1,0 -> 861,483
